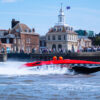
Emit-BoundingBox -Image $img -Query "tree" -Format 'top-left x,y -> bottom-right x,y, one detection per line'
93,36 -> 100,46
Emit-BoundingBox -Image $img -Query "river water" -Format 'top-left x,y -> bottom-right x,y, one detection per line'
0,61 -> 100,100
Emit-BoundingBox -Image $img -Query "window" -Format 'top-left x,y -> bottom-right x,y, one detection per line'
1,38 -> 6,43
70,35 -> 71,40
16,29 -> 20,32
52,35 -> 55,40
26,38 -> 30,43
26,46 -> 31,53
52,44 -> 56,50
18,39 -> 20,44
59,16 -> 62,22
25,29 -> 29,32
7,39 -> 9,44
64,35 -> 66,40
58,35 -> 61,40
58,44 -> 62,49
54,28 -> 56,32
29,29 -> 31,32
48,36 -> 50,40
14,39 -> 16,44
71,27 -> 73,31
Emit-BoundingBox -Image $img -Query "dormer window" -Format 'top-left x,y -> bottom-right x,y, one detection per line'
71,27 -> 73,31
54,28 -> 56,32
29,29 -> 31,32
25,29 -> 29,32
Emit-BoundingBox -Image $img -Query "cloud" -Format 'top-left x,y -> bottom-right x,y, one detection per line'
1,0 -> 16,3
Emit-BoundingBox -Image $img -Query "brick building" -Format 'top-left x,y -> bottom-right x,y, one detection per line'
11,20 -> 39,53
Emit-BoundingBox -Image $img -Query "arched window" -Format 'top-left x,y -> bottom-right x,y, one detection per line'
52,44 -> 56,49
58,44 -> 62,49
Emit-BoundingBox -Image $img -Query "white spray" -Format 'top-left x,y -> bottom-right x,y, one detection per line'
0,61 -> 72,76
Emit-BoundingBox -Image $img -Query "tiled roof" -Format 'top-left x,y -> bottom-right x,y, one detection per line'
12,23 -> 30,32
19,23 -> 30,32
11,23 -> 39,36
47,25 -> 77,35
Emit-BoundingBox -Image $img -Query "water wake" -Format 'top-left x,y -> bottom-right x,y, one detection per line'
0,61 -> 72,76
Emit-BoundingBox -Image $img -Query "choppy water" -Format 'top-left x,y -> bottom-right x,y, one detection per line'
0,61 -> 100,100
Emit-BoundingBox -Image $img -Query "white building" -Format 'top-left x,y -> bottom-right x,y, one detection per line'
46,6 -> 78,52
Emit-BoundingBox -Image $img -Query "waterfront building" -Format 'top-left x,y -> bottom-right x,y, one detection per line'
46,6 -> 78,52
39,36 -> 47,53
75,29 -> 92,51
0,29 -> 15,53
78,38 -> 92,52
11,19 -> 39,53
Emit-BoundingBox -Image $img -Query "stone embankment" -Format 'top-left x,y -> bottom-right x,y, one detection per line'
0,53 -> 7,62
7,52 -> 100,62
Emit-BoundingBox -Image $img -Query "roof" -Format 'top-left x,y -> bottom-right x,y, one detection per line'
0,33 -> 15,38
0,29 -> 8,31
47,25 -> 77,35
19,23 -> 30,32
11,23 -> 39,35
4,34 -> 15,38
11,23 -> 30,32
47,31 -> 77,35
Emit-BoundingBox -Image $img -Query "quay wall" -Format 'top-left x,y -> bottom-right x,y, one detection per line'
0,53 -> 7,62
30,52 -> 100,62
7,52 -> 100,62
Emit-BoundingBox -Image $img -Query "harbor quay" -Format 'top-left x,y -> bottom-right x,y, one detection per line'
6,51 -> 100,62
0,53 -> 7,62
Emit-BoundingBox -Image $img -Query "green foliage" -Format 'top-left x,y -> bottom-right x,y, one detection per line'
93,36 -> 100,46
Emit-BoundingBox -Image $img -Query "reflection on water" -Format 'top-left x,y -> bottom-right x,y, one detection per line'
0,61 -> 100,100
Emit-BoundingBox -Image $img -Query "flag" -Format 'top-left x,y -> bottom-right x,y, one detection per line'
66,6 -> 71,10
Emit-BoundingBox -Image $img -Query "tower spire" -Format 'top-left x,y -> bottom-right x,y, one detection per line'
58,3 -> 65,25
61,3 -> 62,10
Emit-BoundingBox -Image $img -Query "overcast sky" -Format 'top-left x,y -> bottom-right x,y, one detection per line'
0,0 -> 100,35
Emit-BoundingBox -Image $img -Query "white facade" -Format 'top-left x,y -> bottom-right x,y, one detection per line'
46,6 -> 78,52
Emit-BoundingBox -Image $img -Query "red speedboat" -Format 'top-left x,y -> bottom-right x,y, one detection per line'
24,58 -> 100,68
24,56 -> 100,74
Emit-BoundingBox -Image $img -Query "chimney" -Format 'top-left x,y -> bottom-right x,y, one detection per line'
11,19 -> 20,28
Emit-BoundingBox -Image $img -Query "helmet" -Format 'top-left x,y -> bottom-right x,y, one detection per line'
59,56 -> 63,60
53,56 -> 57,60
